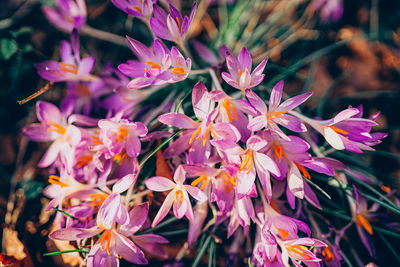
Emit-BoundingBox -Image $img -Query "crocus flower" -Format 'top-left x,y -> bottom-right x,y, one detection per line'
298,105 -> 387,153
159,82 -> 240,164
311,0 -> 343,23
221,47 -> 268,91
35,30 -> 96,82
145,165 -> 207,227
226,196 -> 255,238
22,101 -> 81,168
150,3 -> 197,44
98,113 -> 148,159
281,238 -> 326,267
192,41 -> 231,66
42,0 -> 86,32
112,0 -> 155,19
246,80 -> 312,139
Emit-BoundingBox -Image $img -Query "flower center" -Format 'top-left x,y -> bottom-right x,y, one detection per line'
329,126 -> 349,136
191,176 -> 208,190
189,125 -> 212,146
48,175 -> 69,188
99,230 -> 112,255
287,245 -> 311,259
117,127 -> 128,142
88,193 -> 108,208
266,110 -> 288,124
75,155 -> 93,168
145,61 -> 161,70
175,17 -> 182,32
276,228 -> 288,240
113,151 -> 127,166
132,6 -> 142,13
322,247 -> 334,261
222,99 -> 238,122
273,143 -> 288,162
294,162 -> 311,179
356,214 -> 373,235
47,121 -> 66,135
171,67 -> 185,74
239,150 -> 253,174
59,62 -> 78,75
174,189 -> 185,202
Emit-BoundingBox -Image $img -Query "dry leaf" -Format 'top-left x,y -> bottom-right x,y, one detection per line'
155,143 -> 172,180
3,228 -> 26,261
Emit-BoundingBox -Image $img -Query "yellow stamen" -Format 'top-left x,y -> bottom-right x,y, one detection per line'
174,189 -> 185,202
113,151 -> 127,166
238,69 -> 243,77
239,150 -> 253,174
132,6 -> 142,13
294,162 -> 311,179
171,67 -> 185,74
273,144 -> 288,162
189,128 -> 201,144
222,99 -> 238,122
91,135 -> 102,144
47,122 -> 66,135
59,62 -> 78,75
287,245 -> 311,259
189,125 -> 212,147
221,171 -> 237,187
176,16 -> 182,32
191,176 -> 208,190
48,175 -> 69,188
117,127 -> 128,142
277,228 -> 288,240
381,185 -> 391,193
322,247 -> 334,261
356,214 -> 373,235
329,126 -> 349,136
99,230 -> 112,255
145,61 -> 161,69
75,155 -> 93,168
266,110 -> 288,124
88,194 -> 108,207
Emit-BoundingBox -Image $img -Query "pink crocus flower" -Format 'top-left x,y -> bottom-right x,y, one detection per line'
192,41 -> 231,66
246,80 -> 312,140
281,238 -> 326,267
145,165 -> 207,227
150,3 -> 197,44
311,0 -> 343,23
42,0 -> 87,32
221,47 -> 268,91
112,0 -> 155,19
22,101 -> 81,168
226,196 -> 255,238
159,82 -> 241,164
98,113 -> 148,159
297,105 -> 387,153
35,30 -> 96,82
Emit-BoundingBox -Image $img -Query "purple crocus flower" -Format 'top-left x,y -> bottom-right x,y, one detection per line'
112,0 -> 155,19
192,41 -> 231,66
42,0 -> 86,32
22,101 -> 81,168
221,47 -> 268,91
98,113 -> 148,159
299,105 -> 387,153
246,80 -> 312,139
281,238 -> 326,267
35,30 -> 96,82
150,3 -> 197,44
159,82 -> 240,164
311,0 -> 343,23
145,165 -> 207,227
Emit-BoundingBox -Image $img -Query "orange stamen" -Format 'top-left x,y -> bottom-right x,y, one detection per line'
239,150 -> 253,174
91,135 -> 102,144
145,61 -> 161,69
238,69 -> 243,77
113,151 -> 127,166
356,214 -> 373,235
189,128 -> 201,144
381,185 -> 391,193
88,194 -> 108,207
171,67 -> 185,74
329,126 -> 349,136
132,6 -> 142,13
48,175 -> 69,188
174,189 -> 185,202
273,144 -> 288,162
117,127 -> 128,142
99,230 -> 112,255
287,245 -> 311,259
47,121 -> 66,135
266,110 -> 288,124
75,155 -> 93,168
222,99 -> 238,122
175,17 -> 182,32
59,62 -> 78,75
191,176 -> 208,190
294,162 -> 311,179
277,228 -> 289,240
322,247 -> 334,261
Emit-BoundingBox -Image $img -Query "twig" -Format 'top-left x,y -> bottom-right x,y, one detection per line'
17,82 -> 54,105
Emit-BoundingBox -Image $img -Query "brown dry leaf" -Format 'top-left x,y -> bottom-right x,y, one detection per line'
3,228 -> 27,261
155,144 -> 172,180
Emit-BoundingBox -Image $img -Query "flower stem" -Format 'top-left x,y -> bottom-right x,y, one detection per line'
81,25 -> 128,47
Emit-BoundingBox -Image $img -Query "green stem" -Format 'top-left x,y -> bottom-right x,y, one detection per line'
44,249 -> 82,256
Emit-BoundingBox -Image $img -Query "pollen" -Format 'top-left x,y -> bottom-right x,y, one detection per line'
88,193 -> 108,207
99,230 -> 112,255
266,110 -> 288,124
191,176 -> 208,190
47,121 -> 66,135
356,214 -> 373,235
58,62 -> 78,75
222,99 -> 238,122
48,175 -> 69,188
145,61 -> 161,69
171,67 -> 185,74
113,151 -> 127,166
287,245 -> 311,259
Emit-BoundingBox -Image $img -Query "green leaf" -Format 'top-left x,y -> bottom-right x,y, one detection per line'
10,26 -> 33,38
192,235 -> 212,267
1,38 -> 18,60
44,249 -> 83,256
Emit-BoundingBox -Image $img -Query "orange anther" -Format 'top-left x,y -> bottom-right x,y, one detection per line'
171,67 -> 185,74
356,214 -> 373,235
145,61 -> 161,69
59,62 -> 78,75
294,162 -> 311,179
47,121 -> 66,135
48,175 -> 69,188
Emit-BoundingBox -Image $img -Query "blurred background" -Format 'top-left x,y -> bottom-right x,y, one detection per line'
0,0 -> 400,266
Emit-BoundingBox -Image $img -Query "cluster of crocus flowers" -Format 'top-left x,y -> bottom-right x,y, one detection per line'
24,1 -> 391,266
